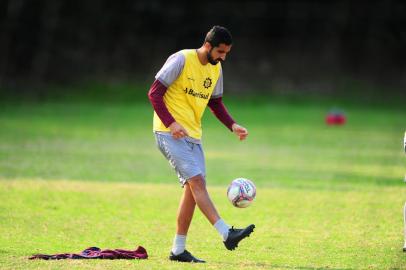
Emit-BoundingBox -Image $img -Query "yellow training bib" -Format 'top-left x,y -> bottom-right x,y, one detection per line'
153,49 -> 221,139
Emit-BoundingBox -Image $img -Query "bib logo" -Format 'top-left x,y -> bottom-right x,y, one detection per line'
203,77 -> 212,89
184,88 -> 209,99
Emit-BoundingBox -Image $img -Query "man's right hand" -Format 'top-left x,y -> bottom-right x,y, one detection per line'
169,122 -> 189,139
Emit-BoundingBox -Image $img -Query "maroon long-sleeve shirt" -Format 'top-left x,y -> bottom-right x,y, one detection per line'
147,79 -> 235,131
29,246 -> 148,260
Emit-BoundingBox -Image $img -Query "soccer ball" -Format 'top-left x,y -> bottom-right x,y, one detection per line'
227,178 -> 256,208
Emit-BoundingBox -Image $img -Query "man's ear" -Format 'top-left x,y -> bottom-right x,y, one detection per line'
204,42 -> 213,51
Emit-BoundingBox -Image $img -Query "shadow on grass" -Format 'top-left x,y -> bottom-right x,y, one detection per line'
264,168 -> 404,190
271,266 -> 353,270
216,261 -> 355,270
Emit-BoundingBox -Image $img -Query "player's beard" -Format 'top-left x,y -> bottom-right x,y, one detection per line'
207,49 -> 222,65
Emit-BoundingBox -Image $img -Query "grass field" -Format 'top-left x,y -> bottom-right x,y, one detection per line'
1,99 -> 405,269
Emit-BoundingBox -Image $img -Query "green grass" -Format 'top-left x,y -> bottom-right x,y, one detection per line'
0,100 -> 406,269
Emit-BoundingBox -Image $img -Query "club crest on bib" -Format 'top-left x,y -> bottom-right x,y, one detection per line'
203,77 -> 212,89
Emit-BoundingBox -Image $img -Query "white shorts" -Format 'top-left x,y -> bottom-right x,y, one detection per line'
155,132 -> 206,186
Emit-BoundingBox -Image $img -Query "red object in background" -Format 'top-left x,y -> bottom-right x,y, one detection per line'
326,113 -> 346,125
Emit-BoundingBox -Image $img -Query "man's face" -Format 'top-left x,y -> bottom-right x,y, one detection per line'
207,43 -> 232,65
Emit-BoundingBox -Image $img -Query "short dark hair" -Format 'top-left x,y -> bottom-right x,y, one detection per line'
204,26 -> 232,47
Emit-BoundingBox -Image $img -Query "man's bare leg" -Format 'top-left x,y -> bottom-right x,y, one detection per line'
186,174 -> 255,251
176,183 -> 196,235
171,183 -> 197,256
185,174 -> 232,243
187,175 -> 220,225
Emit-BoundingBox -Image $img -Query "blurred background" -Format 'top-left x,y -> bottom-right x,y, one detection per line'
1,0 -> 405,103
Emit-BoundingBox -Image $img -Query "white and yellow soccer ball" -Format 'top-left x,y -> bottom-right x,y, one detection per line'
227,178 -> 256,208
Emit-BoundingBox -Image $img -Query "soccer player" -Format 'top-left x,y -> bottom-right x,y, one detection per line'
404,202 -> 406,252
148,26 -> 255,263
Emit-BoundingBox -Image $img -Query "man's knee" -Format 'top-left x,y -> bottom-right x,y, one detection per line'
187,174 -> 206,191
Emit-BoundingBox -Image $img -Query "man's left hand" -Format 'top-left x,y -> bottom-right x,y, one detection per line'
232,123 -> 248,141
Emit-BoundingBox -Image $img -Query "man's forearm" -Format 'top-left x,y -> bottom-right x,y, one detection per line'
207,97 -> 236,131
147,80 -> 175,127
